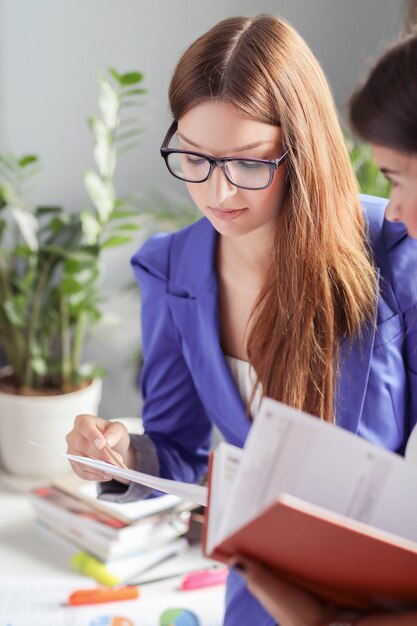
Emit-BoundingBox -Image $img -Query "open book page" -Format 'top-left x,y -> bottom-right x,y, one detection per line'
363,461 -> 417,540
63,453 -> 207,506
205,442 -> 243,555
218,398 -> 417,544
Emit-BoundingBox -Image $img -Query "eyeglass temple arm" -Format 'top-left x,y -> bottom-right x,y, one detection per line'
161,120 -> 178,151
275,150 -> 288,166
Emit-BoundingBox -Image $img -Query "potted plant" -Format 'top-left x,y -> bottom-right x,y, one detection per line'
0,68 -> 147,481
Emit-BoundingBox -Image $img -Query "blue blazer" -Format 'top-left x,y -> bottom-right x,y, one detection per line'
131,194 -> 417,626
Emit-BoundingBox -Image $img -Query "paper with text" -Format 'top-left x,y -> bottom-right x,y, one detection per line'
205,442 -> 243,554
218,398 -> 417,544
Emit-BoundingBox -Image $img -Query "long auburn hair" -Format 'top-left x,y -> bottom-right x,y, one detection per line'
350,33 -> 417,152
169,15 -> 377,422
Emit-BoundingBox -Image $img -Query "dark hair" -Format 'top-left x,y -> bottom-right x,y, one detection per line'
350,34 -> 417,153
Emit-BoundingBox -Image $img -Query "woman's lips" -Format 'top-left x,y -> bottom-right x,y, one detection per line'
210,207 -> 248,221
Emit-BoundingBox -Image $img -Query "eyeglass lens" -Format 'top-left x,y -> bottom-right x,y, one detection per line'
166,152 -> 272,189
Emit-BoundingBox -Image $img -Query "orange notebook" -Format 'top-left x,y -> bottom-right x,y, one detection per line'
203,487 -> 417,610
201,395 -> 417,611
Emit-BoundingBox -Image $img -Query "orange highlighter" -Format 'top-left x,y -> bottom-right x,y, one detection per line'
68,586 -> 140,606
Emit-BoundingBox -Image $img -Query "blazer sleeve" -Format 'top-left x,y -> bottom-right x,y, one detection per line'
130,233 -> 213,485
385,224 -> 417,436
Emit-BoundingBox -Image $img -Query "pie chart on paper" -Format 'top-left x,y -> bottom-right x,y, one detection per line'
160,608 -> 200,626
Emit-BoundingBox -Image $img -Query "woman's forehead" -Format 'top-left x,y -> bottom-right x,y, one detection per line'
177,100 -> 282,154
372,144 -> 417,175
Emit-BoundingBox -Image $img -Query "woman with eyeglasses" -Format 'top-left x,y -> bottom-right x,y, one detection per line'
66,16 -> 417,626
227,32 -> 417,626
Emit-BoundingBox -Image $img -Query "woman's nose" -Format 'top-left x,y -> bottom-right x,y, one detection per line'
208,165 -> 238,204
385,200 -> 402,223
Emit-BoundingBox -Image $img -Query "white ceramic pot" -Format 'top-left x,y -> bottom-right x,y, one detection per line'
0,378 -> 102,479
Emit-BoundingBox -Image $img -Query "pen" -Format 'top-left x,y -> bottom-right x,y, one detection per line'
129,566 -> 228,588
68,586 -> 140,606
102,443 -> 128,469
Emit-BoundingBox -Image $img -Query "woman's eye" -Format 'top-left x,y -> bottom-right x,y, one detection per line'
186,155 -> 206,166
236,160 -> 264,170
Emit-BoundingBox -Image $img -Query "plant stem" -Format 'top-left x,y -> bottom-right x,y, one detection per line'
23,259 -> 52,388
60,293 -> 71,391
71,310 -> 87,383
0,247 -> 25,376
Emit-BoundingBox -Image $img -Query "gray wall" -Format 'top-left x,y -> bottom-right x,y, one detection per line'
0,0 -> 405,418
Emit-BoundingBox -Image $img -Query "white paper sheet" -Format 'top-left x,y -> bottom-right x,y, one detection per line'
63,454 -> 207,507
219,398 -> 417,543
0,576 -> 225,626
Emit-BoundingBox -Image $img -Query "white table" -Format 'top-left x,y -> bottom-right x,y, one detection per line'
0,477 -> 226,625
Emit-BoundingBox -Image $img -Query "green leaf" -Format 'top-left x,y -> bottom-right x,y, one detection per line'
98,77 -> 120,131
36,205 -> 63,216
41,244 -> 96,261
61,266 -> 99,295
115,223 -> 140,231
84,170 -> 115,223
102,235 -> 133,248
115,128 -> 145,143
46,215 -> 71,235
119,71 -> 143,85
109,68 -> 143,86
18,154 -> 39,168
110,209 -> 138,219
80,210 -> 101,244
9,206 -> 39,252
116,141 -> 141,157
17,268 -> 37,292
79,361 -> 107,380
60,277 -> 86,295
31,355 -> 47,376
123,88 -> 147,96
14,243 -> 33,258
94,131 -> 116,179
64,257 -> 98,274
3,299 -> 26,328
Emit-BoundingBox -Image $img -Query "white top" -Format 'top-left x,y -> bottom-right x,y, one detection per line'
225,355 -> 262,417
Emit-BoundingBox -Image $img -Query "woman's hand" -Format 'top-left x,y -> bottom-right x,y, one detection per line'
66,413 -> 136,482
230,556 -> 331,626
231,557 -> 417,626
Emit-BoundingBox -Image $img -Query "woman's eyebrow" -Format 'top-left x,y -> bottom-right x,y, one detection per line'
177,132 -> 275,152
380,167 -> 400,175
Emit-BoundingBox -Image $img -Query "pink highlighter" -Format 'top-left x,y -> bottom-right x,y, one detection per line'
179,568 -> 228,591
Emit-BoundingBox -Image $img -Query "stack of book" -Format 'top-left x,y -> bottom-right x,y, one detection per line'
30,473 -> 192,585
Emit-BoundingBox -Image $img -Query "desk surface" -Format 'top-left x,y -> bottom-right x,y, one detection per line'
0,478 -> 226,625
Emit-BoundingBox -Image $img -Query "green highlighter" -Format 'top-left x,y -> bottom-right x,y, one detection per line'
71,551 -> 120,586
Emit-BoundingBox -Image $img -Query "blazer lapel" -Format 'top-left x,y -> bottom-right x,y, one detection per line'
166,219 -> 250,447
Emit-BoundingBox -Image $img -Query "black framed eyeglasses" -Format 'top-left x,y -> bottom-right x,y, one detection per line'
160,121 -> 288,191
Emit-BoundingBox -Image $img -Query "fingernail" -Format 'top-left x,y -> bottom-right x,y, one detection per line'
94,438 -> 104,450
101,473 -> 112,480
105,435 -> 116,447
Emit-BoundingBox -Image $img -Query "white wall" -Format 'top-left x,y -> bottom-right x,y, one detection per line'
0,0 -> 405,418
